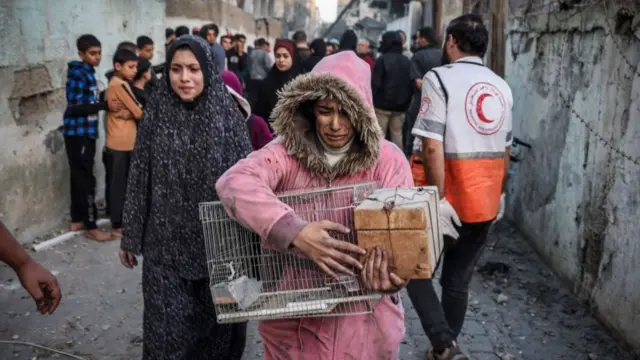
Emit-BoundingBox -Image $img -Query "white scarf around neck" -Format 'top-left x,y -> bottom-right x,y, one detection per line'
318,135 -> 354,168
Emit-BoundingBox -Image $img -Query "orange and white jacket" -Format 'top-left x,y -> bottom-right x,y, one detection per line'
411,56 -> 513,223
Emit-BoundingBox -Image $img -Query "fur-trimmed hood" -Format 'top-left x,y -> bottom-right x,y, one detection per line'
270,51 -> 382,178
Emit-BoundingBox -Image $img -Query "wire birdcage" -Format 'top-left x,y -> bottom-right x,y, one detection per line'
199,182 -> 384,324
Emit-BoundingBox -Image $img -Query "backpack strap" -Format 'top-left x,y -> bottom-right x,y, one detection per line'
429,69 -> 448,105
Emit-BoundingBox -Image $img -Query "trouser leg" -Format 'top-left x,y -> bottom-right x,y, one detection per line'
389,111 -> 404,149
64,136 -> 84,223
107,149 -> 131,229
102,149 -> 111,217
65,136 -> 97,229
375,109 -> 391,138
406,221 -> 493,350
440,221 -> 492,337
77,137 -> 98,229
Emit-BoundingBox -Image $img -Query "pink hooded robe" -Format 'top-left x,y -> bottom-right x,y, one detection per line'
216,51 -> 414,359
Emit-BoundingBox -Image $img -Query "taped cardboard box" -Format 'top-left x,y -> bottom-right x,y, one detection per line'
354,187 -> 442,279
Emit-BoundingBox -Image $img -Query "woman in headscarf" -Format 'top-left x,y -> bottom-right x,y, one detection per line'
221,70 -> 273,150
253,39 -> 304,125
119,35 -> 252,360
303,38 -> 326,72
216,51 -> 413,359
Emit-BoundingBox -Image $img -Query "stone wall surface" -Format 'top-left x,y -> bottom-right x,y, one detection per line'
0,0 -> 166,242
504,2 -> 640,354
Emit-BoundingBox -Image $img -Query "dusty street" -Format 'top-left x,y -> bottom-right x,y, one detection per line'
0,222 -> 633,360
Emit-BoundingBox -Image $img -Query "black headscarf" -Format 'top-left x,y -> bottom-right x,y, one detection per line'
253,39 -> 304,121
121,35 -> 253,279
164,36 -> 213,98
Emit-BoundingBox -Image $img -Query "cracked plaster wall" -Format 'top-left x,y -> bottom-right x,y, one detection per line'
505,3 -> 640,353
0,0 -> 166,243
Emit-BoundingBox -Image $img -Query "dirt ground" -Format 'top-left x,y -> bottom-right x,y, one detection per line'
0,221 -> 634,360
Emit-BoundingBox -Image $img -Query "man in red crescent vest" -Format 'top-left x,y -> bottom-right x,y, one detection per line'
408,14 -> 513,360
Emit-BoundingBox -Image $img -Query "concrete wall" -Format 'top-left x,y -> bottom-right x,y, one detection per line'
505,2 -> 640,354
0,0 -> 166,242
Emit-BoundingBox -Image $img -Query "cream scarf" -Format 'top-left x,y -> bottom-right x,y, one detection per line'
318,135 -> 354,167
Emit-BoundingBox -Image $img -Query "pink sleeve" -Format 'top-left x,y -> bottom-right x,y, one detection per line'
375,141 -> 415,188
215,141 -> 308,251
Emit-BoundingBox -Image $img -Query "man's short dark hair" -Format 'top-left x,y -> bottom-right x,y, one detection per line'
136,35 -> 154,49
165,28 -> 174,39
76,34 -> 101,52
292,30 -> 307,43
233,34 -> 246,41
116,41 -> 137,53
113,49 -> 138,66
418,27 -> 439,47
265,40 -> 270,46
445,14 -> 489,57
175,26 -> 189,38
255,38 -> 267,47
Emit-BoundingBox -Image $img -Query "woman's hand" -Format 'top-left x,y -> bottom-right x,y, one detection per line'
119,250 -> 138,269
292,220 -> 366,279
361,247 -> 406,293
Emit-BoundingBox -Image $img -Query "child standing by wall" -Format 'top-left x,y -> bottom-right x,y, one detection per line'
63,34 -> 112,242
104,49 -> 143,239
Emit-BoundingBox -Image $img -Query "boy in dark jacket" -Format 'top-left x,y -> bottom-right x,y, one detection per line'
371,31 -> 413,150
62,34 -> 112,241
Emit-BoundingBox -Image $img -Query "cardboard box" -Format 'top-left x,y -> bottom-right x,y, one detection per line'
354,187 -> 442,279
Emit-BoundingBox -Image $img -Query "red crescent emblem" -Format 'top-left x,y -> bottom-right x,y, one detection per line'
476,93 -> 494,123
418,96 -> 432,118
464,82 -> 507,135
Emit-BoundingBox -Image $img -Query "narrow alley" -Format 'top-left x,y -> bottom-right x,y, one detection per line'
0,222 -> 632,360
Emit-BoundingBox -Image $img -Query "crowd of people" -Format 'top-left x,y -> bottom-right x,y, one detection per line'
1,13 -> 512,360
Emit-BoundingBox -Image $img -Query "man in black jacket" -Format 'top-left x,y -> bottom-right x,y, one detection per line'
371,31 -> 413,150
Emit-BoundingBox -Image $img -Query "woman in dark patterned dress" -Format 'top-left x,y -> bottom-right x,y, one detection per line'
119,35 -> 252,360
